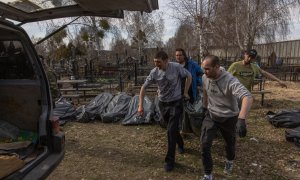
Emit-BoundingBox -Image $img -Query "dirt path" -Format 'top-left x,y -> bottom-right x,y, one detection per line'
47,81 -> 300,180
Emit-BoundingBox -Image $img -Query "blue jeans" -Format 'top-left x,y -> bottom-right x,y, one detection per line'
158,99 -> 184,164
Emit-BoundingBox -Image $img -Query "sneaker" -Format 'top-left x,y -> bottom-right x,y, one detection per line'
178,146 -> 185,154
202,174 -> 212,180
224,160 -> 233,174
164,163 -> 174,172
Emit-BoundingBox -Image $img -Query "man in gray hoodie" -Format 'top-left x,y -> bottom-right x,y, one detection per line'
200,55 -> 253,180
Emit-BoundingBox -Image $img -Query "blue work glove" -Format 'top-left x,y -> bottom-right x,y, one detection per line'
236,118 -> 247,137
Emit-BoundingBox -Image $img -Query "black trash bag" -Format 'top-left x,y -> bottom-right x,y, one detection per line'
266,109 -> 300,128
53,97 -> 77,125
101,93 -> 132,123
121,95 -> 154,125
184,97 -> 205,137
153,96 -> 166,128
181,100 -> 194,133
285,126 -> 300,147
76,92 -> 113,123
75,105 -> 88,123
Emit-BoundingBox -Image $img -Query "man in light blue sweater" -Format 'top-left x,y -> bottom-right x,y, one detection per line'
200,55 -> 253,180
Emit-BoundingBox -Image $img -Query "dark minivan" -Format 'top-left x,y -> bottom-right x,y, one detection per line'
0,18 -> 65,179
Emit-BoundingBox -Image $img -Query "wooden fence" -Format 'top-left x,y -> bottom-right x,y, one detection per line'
209,39 -> 300,66
208,40 -> 300,81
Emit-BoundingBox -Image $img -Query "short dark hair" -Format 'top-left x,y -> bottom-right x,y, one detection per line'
175,48 -> 188,61
155,51 -> 168,61
245,49 -> 257,58
204,55 -> 220,67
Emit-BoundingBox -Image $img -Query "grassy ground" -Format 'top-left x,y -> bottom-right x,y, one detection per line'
47,81 -> 300,180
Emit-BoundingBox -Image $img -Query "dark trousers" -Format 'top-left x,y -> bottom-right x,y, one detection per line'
200,114 -> 238,174
158,99 -> 184,164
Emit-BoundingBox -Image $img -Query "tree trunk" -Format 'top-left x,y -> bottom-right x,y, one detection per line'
198,26 -> 203,62
91,17 -> 101,51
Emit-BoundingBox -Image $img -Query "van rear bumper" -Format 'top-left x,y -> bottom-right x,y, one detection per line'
5,148 -> 64,180
22,150 -> 65,180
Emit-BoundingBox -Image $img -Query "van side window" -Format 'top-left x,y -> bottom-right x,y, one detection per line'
0,40 -> 35,79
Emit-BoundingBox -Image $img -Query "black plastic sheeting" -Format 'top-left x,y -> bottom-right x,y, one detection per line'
76,92 -> 113,123
184,97 -> 205,137
152,95 -> 205,136
153,96 -> 164,127
101,93 -> 132,123
266,109 -> 300,128
122,95 -> 155,125
285,127 -> 300,147
53,97 -> 77,125
52,92 -> 205,129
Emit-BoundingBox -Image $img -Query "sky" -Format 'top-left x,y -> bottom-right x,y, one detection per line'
285,7 -> 300,41
22,0 -> 178,47
157,0 -> 178,42
21,0 -> 300,48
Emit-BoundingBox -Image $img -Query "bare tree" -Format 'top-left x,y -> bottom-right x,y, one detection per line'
174,22 -> 198,57
207,0 -> 236,58
229,0 -> 296,50
164,37 -> 176,58
167,0 -> 299,57
168,0 -> 221,59
117,11 -> 164,60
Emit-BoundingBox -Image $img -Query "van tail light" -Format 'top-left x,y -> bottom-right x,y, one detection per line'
50,116 -> 61,135
50,116 -> 65,152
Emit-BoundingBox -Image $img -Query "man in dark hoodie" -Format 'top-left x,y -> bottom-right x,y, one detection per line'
200,55 -> 253,180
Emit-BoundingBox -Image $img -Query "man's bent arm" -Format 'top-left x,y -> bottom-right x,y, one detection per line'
239,96 -> 253,119
260,69 -> 287,88
138,85 -> 146,111
184,74 -> 192,98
